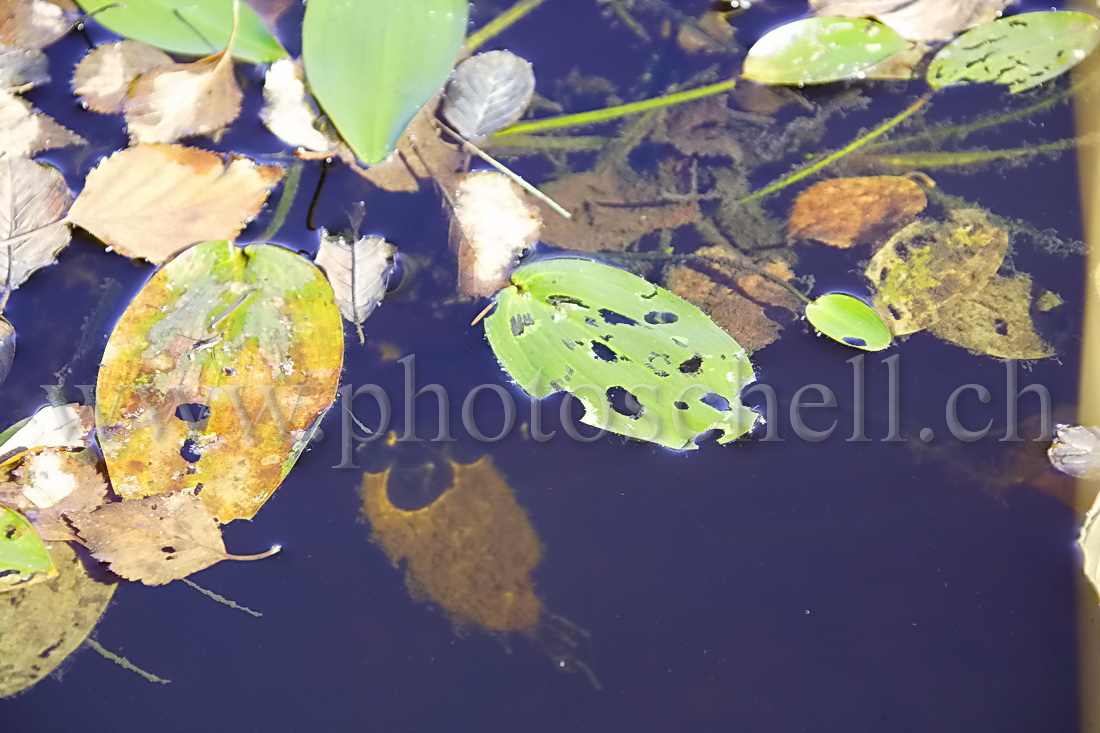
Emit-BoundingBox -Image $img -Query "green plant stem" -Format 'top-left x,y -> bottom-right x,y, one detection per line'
466,0 -> 547,52
489,134 -> 609,151
856,138 -> 1077,169
492,79 -> 737,137
739,92 -> 932,204
258,161 -> 302,241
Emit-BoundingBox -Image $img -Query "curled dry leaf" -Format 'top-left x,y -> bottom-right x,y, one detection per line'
0,448 -> 109,542
0,153 -> 72,292
0,403 -> 93,463
361,457 -> 542,632
315,229 -> 395,343
261,57 -> 338,153
72,40 -> 172,114
67,144 -> 285,263
788,176 -> 927,249
69,492 -> 279,585
451,171 -> 541,297
0,0 -> 73,50
0,45 -> 48,91
0,540 -> 116,698
124,48 -> 243,144
810,0 -> 1012,42
865,209 -> 1008,335
927,272 -> 1054,359
442,50 -> 536,140
0,89 -> 82,156
1049,424 -> 1100,480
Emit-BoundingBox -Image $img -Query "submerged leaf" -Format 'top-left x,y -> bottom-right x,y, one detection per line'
0,506 -> 54,590
95,240 -> 343,522
314,229 -> 395,343
362,457 -> 542,632
67,144 -> 284,263
742,17 -> 909,86
788,176 -> 927,249
927,11 -> 1100,93
260,57 -> 338,153
485,258 -> 759,450
0,89 -> 82,156
74,0 -> 285,64
302,0 -> 468,164
0,540 -> 116,697
810,0 -> 1011,42
927,272 -> 1053,359
865,209 -> 1008,335
805,292 -> 892,351
1049,424 -> 1100,480
0,154 -> 71,289
442,50 -> 536,140
72,40 -> 172,114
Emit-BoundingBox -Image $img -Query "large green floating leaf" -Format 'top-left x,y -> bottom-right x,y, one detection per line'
302,0 -> 468,165
75,0 -> 286,64
927,10 -> 1100,93
95,240 -> 344,523
805,293 -> 892,351
0,506 -> 54,590
742,17 -> 909,86
484,258 -> 759,451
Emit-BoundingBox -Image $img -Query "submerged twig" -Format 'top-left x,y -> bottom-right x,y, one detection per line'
182,577 -> 263,617
85,638 -> 171,685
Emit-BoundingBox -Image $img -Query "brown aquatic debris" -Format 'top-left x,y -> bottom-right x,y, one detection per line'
788,176 -> 927,249
928,272 -> 1054,359
0,448 -> 110,542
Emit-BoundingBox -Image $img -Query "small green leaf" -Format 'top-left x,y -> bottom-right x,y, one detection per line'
75,0 -> 286,64
302,0 -> 468,165
927,11 -> 1100,93
805,293 -> 892,351
0,506 -> 54,590
484,258 -> 759,451
742,17 -> 909,86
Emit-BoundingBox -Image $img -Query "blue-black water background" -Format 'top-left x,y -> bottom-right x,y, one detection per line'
0,1 -> 1086,730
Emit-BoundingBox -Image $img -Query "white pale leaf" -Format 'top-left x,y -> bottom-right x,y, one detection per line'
0,403 -> 93,462
1049,424 -> 1100,480
315,231 -> 396,342
261,57 -> 336,153
442,50 -> 535,140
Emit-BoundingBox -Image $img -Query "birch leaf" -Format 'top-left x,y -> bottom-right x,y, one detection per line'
442,50 -> 536,140
72,40 -> 172,114
0,540 -> 116,698
0,154 -> 72,290
810,0 -> 1011,42
1049,424 -> 1100,480
0,0 -> 72,49
315,229 -> 395,343
67,144 -> 284,263
0,89 -> 82,156
0,506 -> 54,591
68,492 -> 278,585
124,47 -> 243,144
0,45 -> 48,91
260,57 -> 338,153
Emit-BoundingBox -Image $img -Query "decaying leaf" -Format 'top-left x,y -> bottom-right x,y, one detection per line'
0,448 -> 109,542
69,492 -> 277,585
810,0 -> 1011,42
1049,424 -> 1100,480
651,94 -> 743,162
0,89 -> 82,156
451,171 -> 541,297
927,272 -> 1053,359
0,0 -> 73,50
361,457 -> 542,632
865,209 -> 1008,335
0,505 -> 54,590
72,40 -> 173,114
124,47 -> 243,144
0,403 -> 93,464
442,50 -> 535,140
315,228 -> 395,343
362,103 -> 464,194
788,176 -> 927,248
67,144 -> 285,263
0,153 -> 71,293
260,57 -> 338,153
665,253 -> 801,352
0,540 -> 115,697
95,240 -> 343,522
0,45 -> 48,91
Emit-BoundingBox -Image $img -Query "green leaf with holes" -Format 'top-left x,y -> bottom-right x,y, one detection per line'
75,0 -> 287,63
0,506 -> 55,592
484,258 -> 759,450
805,293 -> 892,352
302,0 -> 468,165
927,11 -> 1100,93
742,17 -> 909,86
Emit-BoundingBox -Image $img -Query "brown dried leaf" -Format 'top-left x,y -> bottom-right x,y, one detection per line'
0,540 -> 115,698
810,0 -> 1011,42
124,49 -> 243,144
69,492 -> 275,585
0,154 -> 72,290
539,160 -> 699,252
0,45 -> 47,91
0,0 -> 72,50
362,104 -> 464,193
67,143 -> 285,263
361,457 -> 542,632
928,272 -> 1054,359
72,40 -> 173,114
789,176 -> 927,249
0,89 -> 82,156
0,448 -> 109,542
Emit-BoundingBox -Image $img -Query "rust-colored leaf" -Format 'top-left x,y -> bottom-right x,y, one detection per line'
788,176 -> 927,249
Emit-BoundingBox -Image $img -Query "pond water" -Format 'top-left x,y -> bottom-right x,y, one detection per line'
0,0 -> 1089,731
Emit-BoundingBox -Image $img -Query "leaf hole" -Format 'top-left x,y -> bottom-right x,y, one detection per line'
510,313 -> 535,337
590,341 -> 618,362
679,355 -> 703,374
994,318 -> 1009,336
161,546 -> 176,554
607,386 -> 644,419
180,439 -> 203,463
599,309 -> 638,326
644,311 -> 679,324
175,403 -> 211,423
674,401 -> 689,410
700,393 -> 730,412
843,336 -> 867,347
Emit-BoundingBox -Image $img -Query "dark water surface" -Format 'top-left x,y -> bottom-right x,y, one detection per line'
0,1 -> 1086,731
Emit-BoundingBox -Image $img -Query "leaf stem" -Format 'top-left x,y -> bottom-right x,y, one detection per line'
257,161 -> 302,241
225,544 -> 281,562
739,92 -> 932,204
466,0 -> 547,52
492,79 -> 737,137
